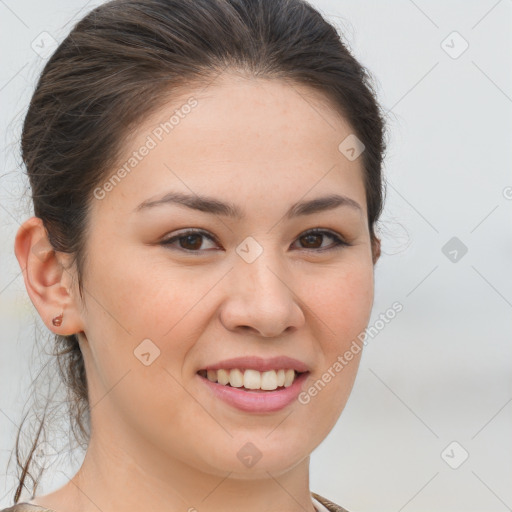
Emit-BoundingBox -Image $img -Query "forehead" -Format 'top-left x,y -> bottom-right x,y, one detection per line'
93,73 -> 367,219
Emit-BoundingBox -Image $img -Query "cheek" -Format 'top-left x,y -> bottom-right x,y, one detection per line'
296,259 -> 373,428
80,248 -> 204,442
84,240 -> 203,338
81,243 -> 227,393
300,258 -> 375,343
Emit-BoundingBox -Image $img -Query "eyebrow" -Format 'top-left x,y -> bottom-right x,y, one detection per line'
134,191 -> 362,219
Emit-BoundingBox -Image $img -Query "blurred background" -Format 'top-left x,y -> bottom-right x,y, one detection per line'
1,1 -> 511,511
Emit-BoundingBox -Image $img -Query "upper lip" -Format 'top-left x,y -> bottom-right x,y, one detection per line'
200,356 -> 310,373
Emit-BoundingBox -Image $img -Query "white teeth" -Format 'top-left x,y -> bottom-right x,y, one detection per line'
261,370 -> 278,390
229,369 -> 244,388
243,369 -> 261,389
217,369 -> 230,385
201,368 -> 300,390
284,369 -> 295,387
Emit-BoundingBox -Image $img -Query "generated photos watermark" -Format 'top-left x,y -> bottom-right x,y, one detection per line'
298,301 -> 403,404
94,97 -> 198,200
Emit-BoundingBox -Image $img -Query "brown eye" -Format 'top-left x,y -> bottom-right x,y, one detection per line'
300,233 -> 323,248
161,229 -> 219,253
160,228 -> 348,255
293,229 -> 348,251
179,234 -> 204,250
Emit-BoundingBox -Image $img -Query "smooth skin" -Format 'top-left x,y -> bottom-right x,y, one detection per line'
15,72 -> 380,512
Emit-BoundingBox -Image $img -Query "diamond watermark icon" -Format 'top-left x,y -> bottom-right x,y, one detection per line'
31,237 -> 53,262
236,236 -> 263,263
441,441 -> 469,469
441,31 -> 469,59
338,134 -> 365,161
237,442 -> 262,468
31,31 -> 58,59
134,338 -> 161,366
442,236 -> 468,263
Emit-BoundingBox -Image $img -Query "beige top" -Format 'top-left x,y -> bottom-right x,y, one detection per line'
1,492 -> 349,512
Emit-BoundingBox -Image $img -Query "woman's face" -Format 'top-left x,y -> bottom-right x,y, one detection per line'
76,73 -> 378,478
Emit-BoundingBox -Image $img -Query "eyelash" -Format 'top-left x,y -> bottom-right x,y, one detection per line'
160,228 -> 350,255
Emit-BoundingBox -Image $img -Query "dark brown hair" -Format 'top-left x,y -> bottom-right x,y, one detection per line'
13,0 -> 387,503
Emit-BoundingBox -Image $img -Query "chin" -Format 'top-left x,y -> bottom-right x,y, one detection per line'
192,433 -> 312,478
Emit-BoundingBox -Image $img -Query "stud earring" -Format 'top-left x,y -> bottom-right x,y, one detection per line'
52,312 -> 63,327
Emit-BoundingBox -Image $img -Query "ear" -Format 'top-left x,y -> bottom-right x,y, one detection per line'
372,236 -> 381,265
14,217 -> 85,336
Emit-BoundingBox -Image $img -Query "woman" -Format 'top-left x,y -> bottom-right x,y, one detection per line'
5,0 -> 386,511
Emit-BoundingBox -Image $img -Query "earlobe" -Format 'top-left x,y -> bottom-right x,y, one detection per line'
14,216 -> 85,335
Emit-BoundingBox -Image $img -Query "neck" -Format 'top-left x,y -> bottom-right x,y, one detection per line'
56,419 -> 317,512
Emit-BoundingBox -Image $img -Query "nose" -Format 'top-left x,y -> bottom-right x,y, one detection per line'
219,251 -> 305,338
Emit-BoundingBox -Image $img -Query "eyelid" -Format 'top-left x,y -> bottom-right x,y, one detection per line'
161,227 -> 216,241
159,228 -> 221,253
292,228 -> 349,251
160,227 -> 349,253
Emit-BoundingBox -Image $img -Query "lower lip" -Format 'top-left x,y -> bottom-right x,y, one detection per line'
198,372 -> 309,413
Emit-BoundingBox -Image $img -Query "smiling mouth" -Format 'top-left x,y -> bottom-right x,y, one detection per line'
197,368 -> 307,392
